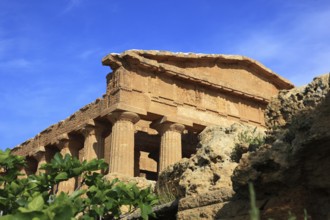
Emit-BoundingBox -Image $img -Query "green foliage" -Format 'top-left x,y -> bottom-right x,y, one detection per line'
155,174 -> 178,204
0,150 -> 158,220
0,149 -> 25,184
157,192 -> 176,205
238,128 -> 265,151
248,183 -> 260,220
231,128 -> 265,162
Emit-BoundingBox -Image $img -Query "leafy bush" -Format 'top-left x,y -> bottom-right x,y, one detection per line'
0,150 -> 158,219
237,128 -> 265,152
231,128 -> 265,162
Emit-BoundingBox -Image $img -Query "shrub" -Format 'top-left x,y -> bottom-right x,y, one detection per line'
230,128 -> 265,163
0,150 -> 158,220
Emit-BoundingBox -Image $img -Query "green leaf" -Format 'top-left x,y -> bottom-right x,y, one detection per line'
55,172 -> 68,182
0,153 -> 9,163
10,181 -> 22,194
27,194 -> 44,211
53,153 -> 63,165
140,203 -> 152,220
69,189 -> 86,199
52,204 -> 74,220
71,167 -> 83,176
0,213 -> 42,220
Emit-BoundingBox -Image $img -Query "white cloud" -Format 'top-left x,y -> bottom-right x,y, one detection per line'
228,8 -> 330,86
77,48 -> 101,60
234,33 -> 284,61
0,58 -> 31,68
0,57 -> 43,77
63,0 -> 83,13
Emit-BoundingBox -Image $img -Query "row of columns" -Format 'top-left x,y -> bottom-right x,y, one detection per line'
29,111 -> 185,184
107,111 -> 185,176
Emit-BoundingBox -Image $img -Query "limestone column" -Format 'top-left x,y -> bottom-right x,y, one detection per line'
156,123 -> 185,172
57,134 -> 75,193
34,151 -> 46,174
19,164 -> 28,179
81,123 -> 104,161
107,111 -> 140,176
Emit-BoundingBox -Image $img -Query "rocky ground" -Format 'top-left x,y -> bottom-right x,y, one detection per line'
156,123 -> 265,200
104,172 -> 156,190
155,73 -> 330,219
232,73 -> 330,219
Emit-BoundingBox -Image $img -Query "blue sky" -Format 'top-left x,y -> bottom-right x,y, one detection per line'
0,0 -> 329,149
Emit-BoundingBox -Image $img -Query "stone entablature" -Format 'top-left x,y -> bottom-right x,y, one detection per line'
102,51 -> 292,130
11,50 -> 294,190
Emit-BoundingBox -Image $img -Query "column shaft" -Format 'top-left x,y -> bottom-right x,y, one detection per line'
108,112 -> 139,177
83,126 -> 104,161
36,152 -> 47,174
19,164 -> 28,179
159,130 -> 182,171
156,123 -> 185,172
57,139 -> 76,193
109,120 -> 135,176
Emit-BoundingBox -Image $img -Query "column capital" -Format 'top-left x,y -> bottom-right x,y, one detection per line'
53,133 -> 69,143
80,122 -> 106,138
29,145 -> 45,157
80,120 -> 106,161
107,111 -> 140,124
55,133 -> 70,150
80,125 -> 95,137
151,122 -> 185,135
31,150 -> 46,162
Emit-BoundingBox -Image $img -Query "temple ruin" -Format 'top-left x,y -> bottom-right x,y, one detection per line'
12,50 -> 294,188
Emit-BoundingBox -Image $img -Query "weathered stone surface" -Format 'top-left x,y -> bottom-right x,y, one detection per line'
178,190 -> 233,211
233,74 -> 330,192
156,123 -> 265,200
104,172 -> 156,190
265,73 -> 330,129
154,74 -> 330,220
177,200 -> 251,220
231,73 -> 330,219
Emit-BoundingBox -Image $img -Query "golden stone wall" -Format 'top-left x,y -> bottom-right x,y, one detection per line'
12,50 -> 294,191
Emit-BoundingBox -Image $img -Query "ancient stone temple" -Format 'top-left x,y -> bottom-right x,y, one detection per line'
12,50 -> 293,185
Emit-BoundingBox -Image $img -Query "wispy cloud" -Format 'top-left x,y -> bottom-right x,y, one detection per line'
63,0 -> 83,13
77,48 -> 101,60
226,7 -> 330,86
0,58 -> 31,68
0,57 -> 44,77
234,33 -> 284,61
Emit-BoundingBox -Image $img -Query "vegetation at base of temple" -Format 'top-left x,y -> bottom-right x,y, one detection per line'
0,149 -> 158,220
231,129 -> 265,163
